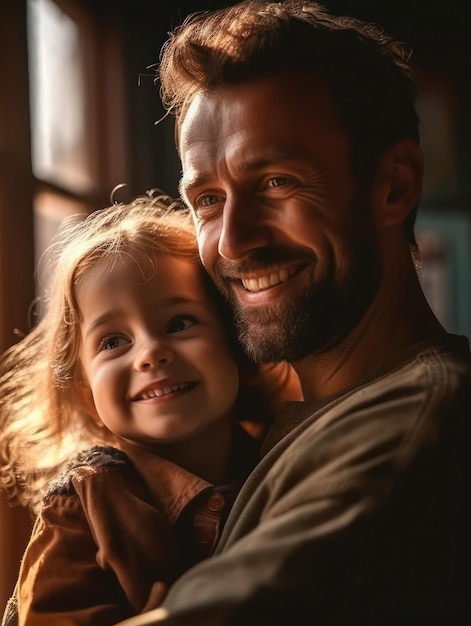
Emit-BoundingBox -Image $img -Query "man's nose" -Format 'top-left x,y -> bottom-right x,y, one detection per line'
134,340 -> 175,372
218,195 -> 273,260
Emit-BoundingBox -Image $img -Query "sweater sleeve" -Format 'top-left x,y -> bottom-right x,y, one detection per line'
112,358 -> 471,626
18,449 -> 178,626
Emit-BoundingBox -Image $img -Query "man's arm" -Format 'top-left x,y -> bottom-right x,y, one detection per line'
116,366 -> 471,626
113,404 -> 418,623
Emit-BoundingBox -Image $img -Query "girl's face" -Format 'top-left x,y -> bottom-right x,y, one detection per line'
76,254 -> 239,447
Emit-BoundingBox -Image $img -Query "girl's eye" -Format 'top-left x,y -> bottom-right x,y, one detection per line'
99,335 -> 129,351
166,316 -> 197,334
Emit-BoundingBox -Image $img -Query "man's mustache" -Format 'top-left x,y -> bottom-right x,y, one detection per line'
215,248 -> 315,279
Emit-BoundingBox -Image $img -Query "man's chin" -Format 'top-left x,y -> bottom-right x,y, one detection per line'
231,290 -> 361,364
230,294 -> 307,362
235,314 -> 309,363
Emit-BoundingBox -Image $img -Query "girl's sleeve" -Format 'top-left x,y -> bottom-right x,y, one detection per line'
18,461 -> 177,626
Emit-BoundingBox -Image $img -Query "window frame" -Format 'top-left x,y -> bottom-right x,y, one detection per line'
0,0 -> 128,607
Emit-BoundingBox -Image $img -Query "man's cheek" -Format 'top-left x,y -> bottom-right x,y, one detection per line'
197,229 -> 217,271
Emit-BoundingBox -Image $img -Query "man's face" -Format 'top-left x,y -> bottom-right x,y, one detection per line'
179,72 -> 381,363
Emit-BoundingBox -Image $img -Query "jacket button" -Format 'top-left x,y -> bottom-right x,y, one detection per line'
208,493 -> 225,511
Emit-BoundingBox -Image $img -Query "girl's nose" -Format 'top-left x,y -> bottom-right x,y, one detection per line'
134,343 -> 175,371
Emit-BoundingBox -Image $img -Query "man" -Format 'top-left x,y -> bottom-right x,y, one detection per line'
114,3 -> 471,623
117,1 -> 471,625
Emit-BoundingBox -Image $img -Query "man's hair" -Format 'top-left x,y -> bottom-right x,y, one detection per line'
159,0 -> 420,243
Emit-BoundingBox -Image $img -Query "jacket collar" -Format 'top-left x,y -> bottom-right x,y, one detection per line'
118,440 -> 213,524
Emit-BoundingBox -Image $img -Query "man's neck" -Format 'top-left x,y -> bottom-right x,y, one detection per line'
294,265 -> 445,403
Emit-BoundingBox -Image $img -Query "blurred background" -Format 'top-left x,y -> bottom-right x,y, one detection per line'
0,0 -> 470,607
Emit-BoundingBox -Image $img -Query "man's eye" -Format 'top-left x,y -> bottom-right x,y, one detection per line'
267,176 -> 290,188
166,316 -> 197,334
99,335 -> 129,351
193,193 -> 224,218
199,195 -> 220,206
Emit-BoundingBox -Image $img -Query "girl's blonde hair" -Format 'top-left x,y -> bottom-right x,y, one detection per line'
0,192 -> 201,512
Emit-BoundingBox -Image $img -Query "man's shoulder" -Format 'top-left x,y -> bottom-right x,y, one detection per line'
264,334 -> 471,455
263,333 -> 471,487
238,335 -> 470,518
308,333 -> 470,436
360,332 -> 471,425
335,333 -> 470,416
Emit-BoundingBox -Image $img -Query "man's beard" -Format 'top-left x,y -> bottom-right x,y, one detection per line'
215,240 -> 381,364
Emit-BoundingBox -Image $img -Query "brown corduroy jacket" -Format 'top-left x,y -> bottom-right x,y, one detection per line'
17,427 -> 257,626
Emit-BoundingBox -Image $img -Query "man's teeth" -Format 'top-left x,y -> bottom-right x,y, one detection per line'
241,267 -> 293,293
140,382 -> 189,400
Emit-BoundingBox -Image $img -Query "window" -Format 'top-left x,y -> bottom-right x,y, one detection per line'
28,0 -> 102,276
0,0 -> 127,607
28,0 -> 97,193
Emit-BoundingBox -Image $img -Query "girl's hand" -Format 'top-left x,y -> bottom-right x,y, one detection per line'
250,362 -> 303,409
237,361 -> 303,439
141,582 -> 168,613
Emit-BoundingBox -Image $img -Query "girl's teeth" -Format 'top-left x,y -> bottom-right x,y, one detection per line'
140,383 -> 189,400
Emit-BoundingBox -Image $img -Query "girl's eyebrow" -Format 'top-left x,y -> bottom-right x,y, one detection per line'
84,297 -> 207,339
84,310 -> 120,339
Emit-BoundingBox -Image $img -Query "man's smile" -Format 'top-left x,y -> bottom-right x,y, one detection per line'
240,265 -> 302,293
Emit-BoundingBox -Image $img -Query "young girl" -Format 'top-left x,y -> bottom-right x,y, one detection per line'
0,193 -> 300,626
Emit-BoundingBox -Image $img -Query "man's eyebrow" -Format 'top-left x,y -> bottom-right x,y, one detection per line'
179,160 -> 266,198
179,152 -> 312,196
179,173 -> 213,198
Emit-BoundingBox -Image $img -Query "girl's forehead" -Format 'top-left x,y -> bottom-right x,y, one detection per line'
78,251 -> 162,286
76,252 -> 208,300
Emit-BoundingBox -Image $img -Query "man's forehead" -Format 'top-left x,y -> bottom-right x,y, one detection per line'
180,73 -> 344,140
180,80 -> 349,187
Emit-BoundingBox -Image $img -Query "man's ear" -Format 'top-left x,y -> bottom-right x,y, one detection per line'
371,139 -> 423,228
